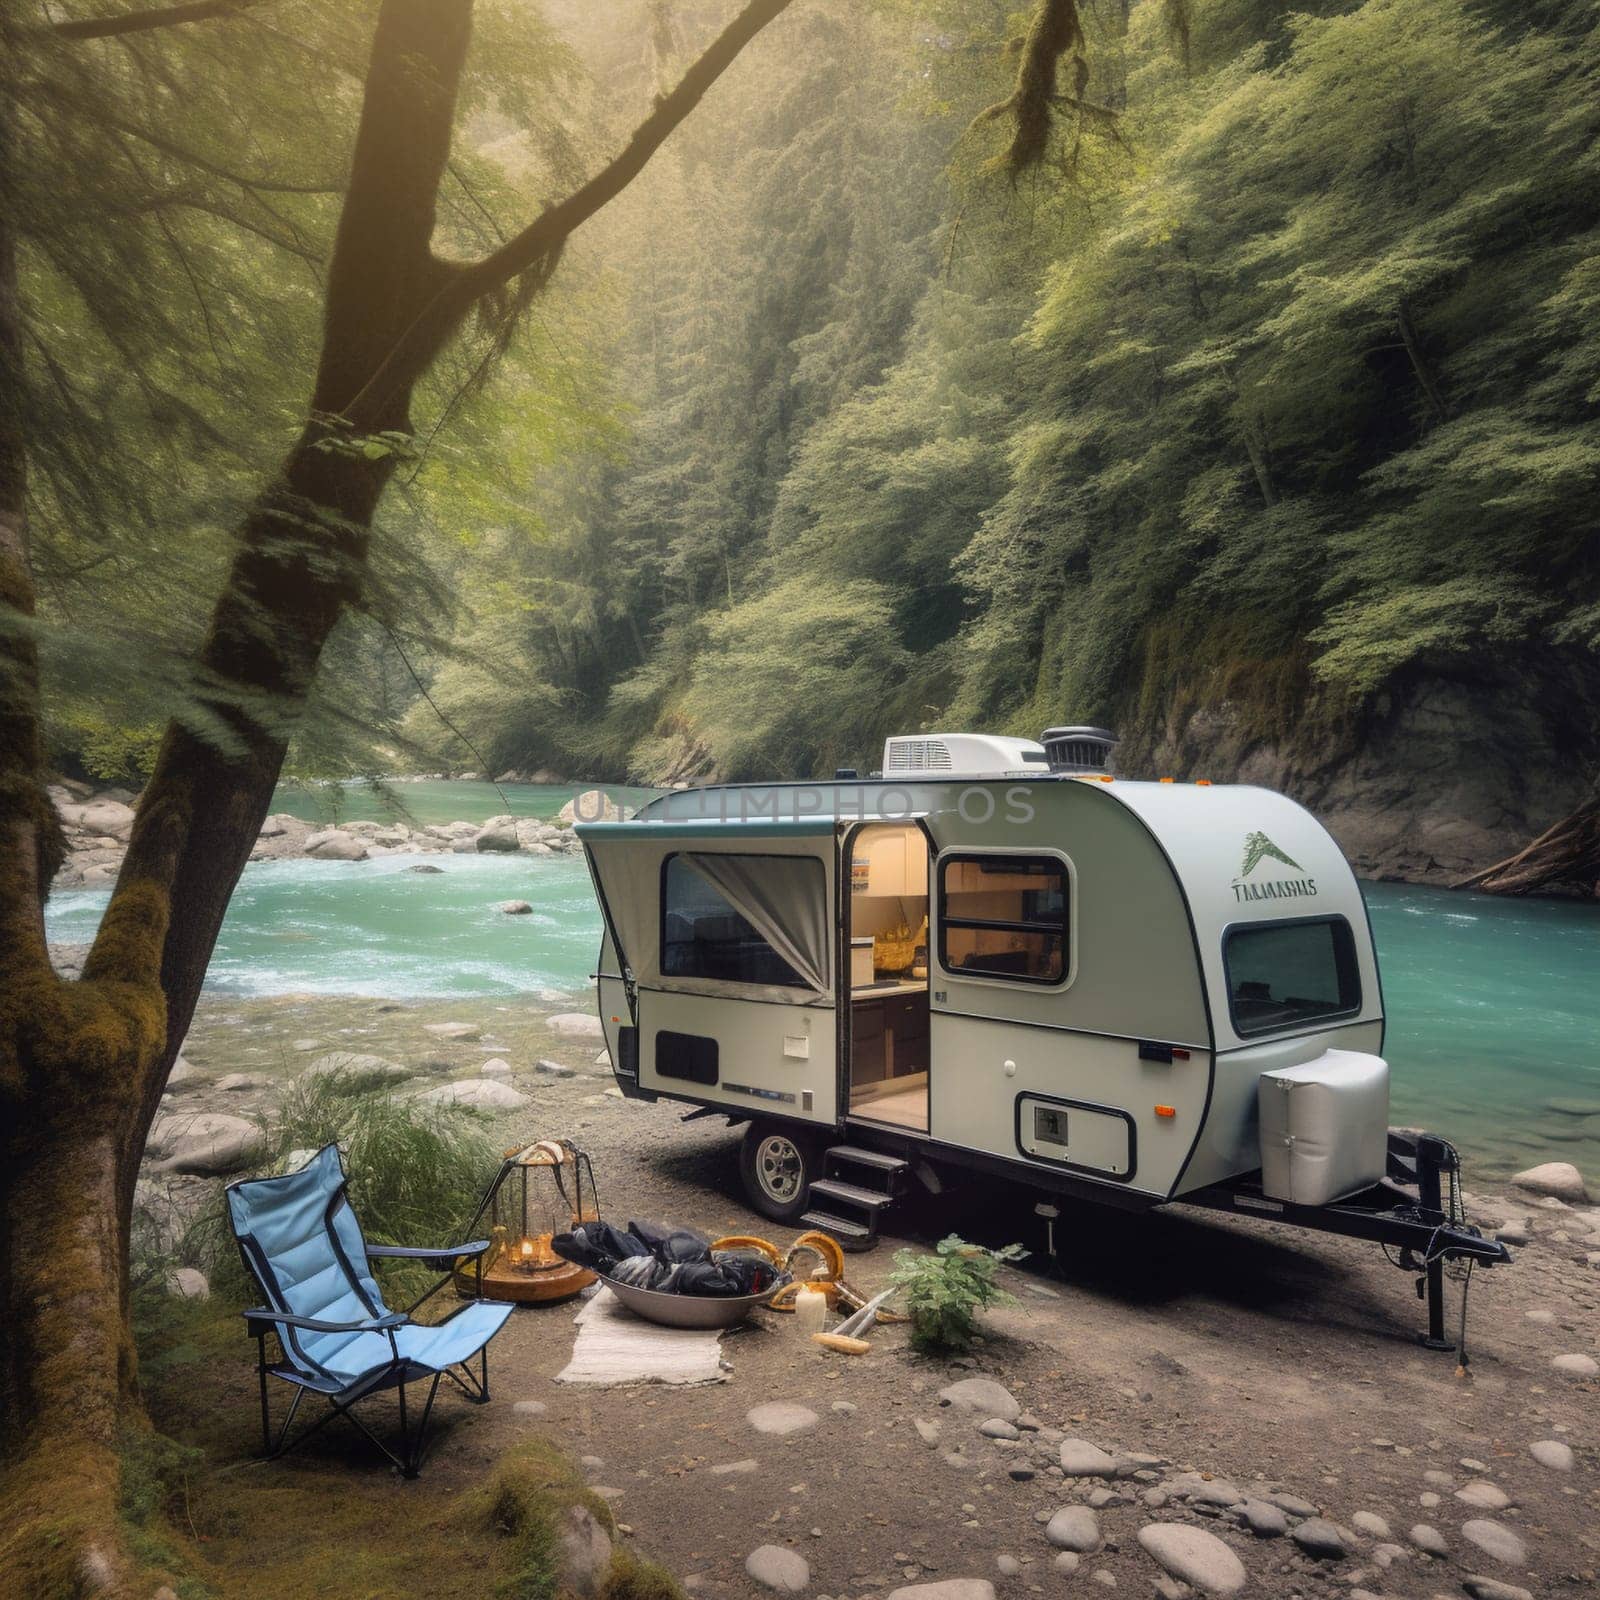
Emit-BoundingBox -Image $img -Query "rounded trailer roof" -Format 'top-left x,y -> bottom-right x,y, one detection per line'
1097,779 -> 1382,1051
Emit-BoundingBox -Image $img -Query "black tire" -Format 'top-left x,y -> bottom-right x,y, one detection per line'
739,1120 -> 822,1225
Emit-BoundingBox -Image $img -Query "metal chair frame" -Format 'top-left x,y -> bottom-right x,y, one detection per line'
228,1149 -> 504,1479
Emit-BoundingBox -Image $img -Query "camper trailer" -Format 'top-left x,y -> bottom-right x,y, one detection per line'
577,729 -> 1510,1348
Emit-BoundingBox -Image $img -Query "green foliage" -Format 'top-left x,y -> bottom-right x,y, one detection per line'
457,1437 -> 686,1600
21,0 -> 1600,788
114,1422 -> 207,1596
888,1234 -> 1026,1353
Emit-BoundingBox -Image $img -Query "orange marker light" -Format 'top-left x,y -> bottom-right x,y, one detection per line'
1195,779 -> 1212,787
610,1015 -> 620,1023
1159,777 -> 1174,784
1099,775 -> 1114,783
1154,1105 -> 1177,1119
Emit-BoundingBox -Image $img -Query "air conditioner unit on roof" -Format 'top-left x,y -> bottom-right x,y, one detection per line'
882,732 -> 1049,779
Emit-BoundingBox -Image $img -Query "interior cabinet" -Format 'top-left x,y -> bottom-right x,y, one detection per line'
853,828 -> 929,898
851,992 -> 928,1083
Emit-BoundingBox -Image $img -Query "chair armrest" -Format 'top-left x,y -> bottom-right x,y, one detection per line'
367,1240 -> 491,1262
243,1307 -> 407,1335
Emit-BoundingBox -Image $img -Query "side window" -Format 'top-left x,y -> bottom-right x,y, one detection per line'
1223,916 -> 1361,1037
661,854 -> 814,989
938,854 -> 1068,985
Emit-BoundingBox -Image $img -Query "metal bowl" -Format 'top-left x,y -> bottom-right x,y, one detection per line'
595,1270 -> 791,1330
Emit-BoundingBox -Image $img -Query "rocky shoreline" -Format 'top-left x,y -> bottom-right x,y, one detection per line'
48,780 -> 628,889
132,985 -> 1599,1599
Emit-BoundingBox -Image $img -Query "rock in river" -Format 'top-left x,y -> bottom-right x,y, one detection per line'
1238,1500 -> 1287,1537
1551,1352 -> 1599,1377
1136,1524 -> 1247,1597
1456,1481 -> 1511,1511
1510,1161 -> 1589,1203
500,900 -> 534,915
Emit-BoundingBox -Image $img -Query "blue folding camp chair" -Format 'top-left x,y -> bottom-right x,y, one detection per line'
226,1142 -> 513,1477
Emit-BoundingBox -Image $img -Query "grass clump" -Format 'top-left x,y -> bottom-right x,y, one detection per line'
116,1423 -> 211,1598
888,1234 -> 1026,1353
182,1073 -> 499,1306
458,1439 -> 685,1600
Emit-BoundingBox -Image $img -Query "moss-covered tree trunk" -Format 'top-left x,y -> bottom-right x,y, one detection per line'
0,3 -> 793,1592
2,8 -> 473,1588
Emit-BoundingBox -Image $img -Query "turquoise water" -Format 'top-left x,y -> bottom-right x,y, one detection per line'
43,815 -> 1600,1175
48,854 -> 601,1001
268,778 -> 659,828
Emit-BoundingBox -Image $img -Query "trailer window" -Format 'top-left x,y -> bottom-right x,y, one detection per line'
1224,916 -> 1360,1037
662,854 -> 823,990
938,854 -> 1067,985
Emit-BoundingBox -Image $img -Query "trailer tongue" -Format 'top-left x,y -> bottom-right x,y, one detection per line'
1184,1130 -> 1512,1358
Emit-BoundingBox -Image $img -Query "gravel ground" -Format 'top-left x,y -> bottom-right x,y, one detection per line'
160,990 -> 1600,1600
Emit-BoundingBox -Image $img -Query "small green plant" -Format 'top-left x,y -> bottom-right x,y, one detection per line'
888,1234 -> 1028,1353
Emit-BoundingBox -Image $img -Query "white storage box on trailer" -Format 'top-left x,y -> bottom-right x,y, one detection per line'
1258,1050 -> 1390,1206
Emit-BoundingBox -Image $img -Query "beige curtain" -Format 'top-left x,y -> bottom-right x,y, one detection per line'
680,852 -> 831,996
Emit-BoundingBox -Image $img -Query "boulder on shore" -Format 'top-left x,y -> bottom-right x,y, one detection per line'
60,798 -> 136,838
1137,1524 -> 1247,1597
1511,1161 -> 1589,1203
303,1052 -> 412,1090
305,829 -> 369,862
557,789 -> 623,825
475,816 -> 522,853
151,1113 -> 265,1176
417,1078 -> 529,1110
547,1012 -> 604,1039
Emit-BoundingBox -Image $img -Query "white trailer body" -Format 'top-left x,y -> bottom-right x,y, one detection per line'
577,748 -> 1508,1345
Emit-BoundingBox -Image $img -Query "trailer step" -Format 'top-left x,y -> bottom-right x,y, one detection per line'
807,1177 -> 896,1211
797,1209 -> 875,1244
824,1145 -> 907,1176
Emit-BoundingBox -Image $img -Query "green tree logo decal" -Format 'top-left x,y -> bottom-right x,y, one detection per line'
1238,831 -> 1304,878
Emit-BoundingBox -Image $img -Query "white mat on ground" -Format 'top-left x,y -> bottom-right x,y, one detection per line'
555,1287 -> 725,1386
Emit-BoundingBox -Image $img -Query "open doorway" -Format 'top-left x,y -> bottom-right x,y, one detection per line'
845,823 -> 930,1132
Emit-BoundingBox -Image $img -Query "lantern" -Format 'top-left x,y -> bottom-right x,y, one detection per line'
456,1138 -> 600,1304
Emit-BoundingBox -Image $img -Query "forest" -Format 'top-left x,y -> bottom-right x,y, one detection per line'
17,1 -> 1600,875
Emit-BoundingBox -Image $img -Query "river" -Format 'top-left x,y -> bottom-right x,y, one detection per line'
43,780 -> 1600,1182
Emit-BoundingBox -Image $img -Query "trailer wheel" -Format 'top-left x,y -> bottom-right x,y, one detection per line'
740,1122 -> 820,1224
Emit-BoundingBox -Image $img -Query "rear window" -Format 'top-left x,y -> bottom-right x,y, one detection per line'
1223,916 -> 1361,1037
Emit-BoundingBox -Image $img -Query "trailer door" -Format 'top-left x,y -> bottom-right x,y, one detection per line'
577,820 -> 841,1126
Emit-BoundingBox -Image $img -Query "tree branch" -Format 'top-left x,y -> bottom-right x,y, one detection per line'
50,0 -> 267,42
340,0 -> 796,428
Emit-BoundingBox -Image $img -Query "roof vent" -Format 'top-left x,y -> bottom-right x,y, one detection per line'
883,732 -> 1049,778
1041,726 -> 1118,774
